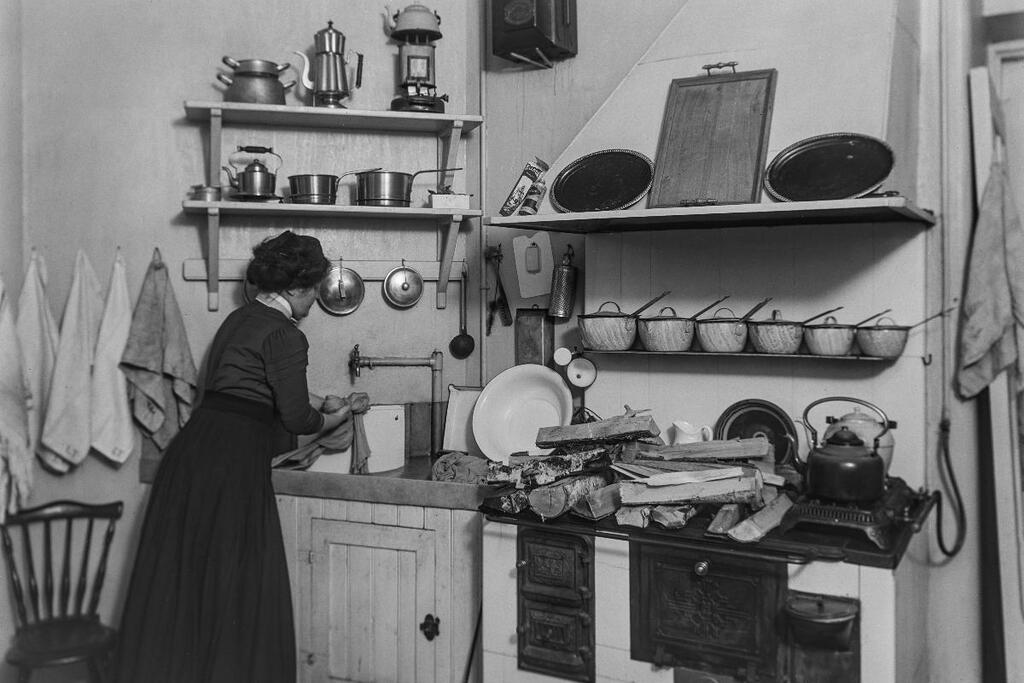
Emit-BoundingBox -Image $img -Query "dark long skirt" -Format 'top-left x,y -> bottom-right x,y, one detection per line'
115,392 -> 295,683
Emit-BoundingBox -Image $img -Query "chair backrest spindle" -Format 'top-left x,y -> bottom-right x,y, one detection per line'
74,518 -> 95,616
21,525 -> 40,623
0,526 -> 28,627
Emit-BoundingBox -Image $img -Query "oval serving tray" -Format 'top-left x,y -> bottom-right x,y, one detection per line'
713,398 -> 798,465
764,132 -> 894,202
550,149 -> 655,213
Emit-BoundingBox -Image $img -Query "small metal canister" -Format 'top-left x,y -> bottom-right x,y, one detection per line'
515,306 -> 555,366
548,245 -> 577,320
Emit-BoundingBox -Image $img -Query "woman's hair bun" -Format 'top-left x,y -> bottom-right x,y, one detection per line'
246,230 -> 330,292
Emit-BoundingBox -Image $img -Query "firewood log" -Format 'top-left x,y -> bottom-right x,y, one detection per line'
527,473 -> 610,521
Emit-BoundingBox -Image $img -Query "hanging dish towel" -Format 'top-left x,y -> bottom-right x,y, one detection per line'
90,250 -> 135,464
120,249 -> 197,449
271,418 -> 355,471
15,250 -> 67,473
956,161 -> 1024,398
41,250 -> 103,467
0,273 -> 31,520
349,412 -> 372,474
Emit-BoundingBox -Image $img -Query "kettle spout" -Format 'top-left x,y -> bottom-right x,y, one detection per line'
384,5 -> 397,33
291,50 -> 313,91
221,165 -> 239,189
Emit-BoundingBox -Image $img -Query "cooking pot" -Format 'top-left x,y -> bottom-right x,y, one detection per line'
803,316 -> 855,356
288,168 -> 380,204
222,146 -> 282,198
355,167 -> 462,207
748,309 -> 802,355
696,307 -> 748,353
578,301 -> 637,351
855,316 -> 909,359
638,306 -> 694,352
217,56 -> 295,105
795,396 -> 890,503
823,403 -> 897,471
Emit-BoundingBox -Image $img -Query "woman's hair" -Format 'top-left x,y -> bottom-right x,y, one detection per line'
246,230 -> 330,292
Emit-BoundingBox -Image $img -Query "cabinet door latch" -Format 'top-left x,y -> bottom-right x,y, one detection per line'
419,613 -> 441,641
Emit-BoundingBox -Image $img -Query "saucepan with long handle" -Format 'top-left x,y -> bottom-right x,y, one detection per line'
355,167 -> 463,207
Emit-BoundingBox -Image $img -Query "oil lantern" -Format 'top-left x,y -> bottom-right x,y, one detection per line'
386,4 -> 448,113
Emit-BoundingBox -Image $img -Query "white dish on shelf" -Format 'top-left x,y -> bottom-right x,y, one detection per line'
472,364 -> 572,462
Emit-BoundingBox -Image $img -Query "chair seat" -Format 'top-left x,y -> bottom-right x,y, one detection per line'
6,618 -> 117,668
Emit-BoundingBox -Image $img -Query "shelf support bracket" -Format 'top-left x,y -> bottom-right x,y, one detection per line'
438,120 -> 465,191
206,207 -> 221,311
208,108 -> 222,189
436,216 -> 463,309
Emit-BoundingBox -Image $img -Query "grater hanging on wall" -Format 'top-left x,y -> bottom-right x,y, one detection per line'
548,245 -> 577,320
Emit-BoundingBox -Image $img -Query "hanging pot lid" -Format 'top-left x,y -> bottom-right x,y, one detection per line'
382,261 -> 424,309
317,261 -> 365,316
763,132 -> 894,202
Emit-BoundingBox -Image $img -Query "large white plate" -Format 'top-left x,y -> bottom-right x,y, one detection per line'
472,364 -> 573,462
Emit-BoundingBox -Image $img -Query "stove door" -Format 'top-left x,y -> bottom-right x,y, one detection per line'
629,542 -> 785,681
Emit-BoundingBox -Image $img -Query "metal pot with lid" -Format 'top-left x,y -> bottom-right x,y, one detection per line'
217,56 -> 295,104
382,261 -> 424,308
795,396 -> 891,503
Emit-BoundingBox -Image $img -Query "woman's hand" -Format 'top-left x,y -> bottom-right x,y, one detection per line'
347,392 -> 371,414
321,394 -> 347,414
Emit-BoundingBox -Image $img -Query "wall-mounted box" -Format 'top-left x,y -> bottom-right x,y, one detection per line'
491,0 -> 578,68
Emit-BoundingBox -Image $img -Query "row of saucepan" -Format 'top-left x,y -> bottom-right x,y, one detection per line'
578,295 -> 953,359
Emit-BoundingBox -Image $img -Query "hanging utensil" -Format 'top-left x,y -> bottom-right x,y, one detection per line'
739,297 -> 774,322
382,260 -> 424,308
909,306 -> 957,329
629,290 -> 671,317
317,258 -> 365,316
801,305 -> 844,325
852,308 -> 892,327
449,268 -> 475,359
691,295 -> 730,319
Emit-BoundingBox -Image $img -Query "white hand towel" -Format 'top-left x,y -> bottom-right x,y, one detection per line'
15,250 -> 68,474
120,249 -> 197,449
0,273 -> 32,519
90,250 -> 135,464
41,250 -> 103,467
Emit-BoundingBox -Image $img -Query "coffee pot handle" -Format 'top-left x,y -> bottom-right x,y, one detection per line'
353,52 -> 363,89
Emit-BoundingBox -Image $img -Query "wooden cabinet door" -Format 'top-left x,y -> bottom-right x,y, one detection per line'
309,518 -> 438,683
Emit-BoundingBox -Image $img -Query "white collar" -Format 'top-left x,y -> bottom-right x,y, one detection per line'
255,291 -> 298,324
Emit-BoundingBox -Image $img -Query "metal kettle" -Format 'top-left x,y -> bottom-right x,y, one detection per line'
222,146 -> 283,197
795,397 -> 890,503
293,20 -> 363,108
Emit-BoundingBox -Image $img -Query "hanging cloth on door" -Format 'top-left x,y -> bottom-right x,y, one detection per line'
90,250 -> 136,464
40,250 -> 104,467
956,161 -> 1024,398
15,250 -> 67,474
0,272 -> 31,520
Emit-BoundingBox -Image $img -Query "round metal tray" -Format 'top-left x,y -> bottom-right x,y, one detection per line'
764,133 -> 894,202
550,149 -> 654,213
713,398 -> 798,465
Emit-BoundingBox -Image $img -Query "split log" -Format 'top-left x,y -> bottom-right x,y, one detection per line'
486,449 -> 608,487
571,483 -> 621,521
620,472 -> 762,506
634,438 -> 773,462
706,503 -> 744,536
535,415 -> 660,448
640,467 -> 746,487
615,505 -> 652,528
650,505 -> 698,529
527,473 -> 610,521
727,493 -> 794,543
480,488 -> 530,516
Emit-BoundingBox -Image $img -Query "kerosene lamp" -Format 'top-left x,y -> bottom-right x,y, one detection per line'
386,4 -> 448,113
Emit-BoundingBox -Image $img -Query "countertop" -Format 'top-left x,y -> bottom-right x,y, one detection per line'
140,453 -> 490,511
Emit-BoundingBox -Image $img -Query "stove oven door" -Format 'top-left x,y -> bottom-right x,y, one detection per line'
630,542 -> 786,681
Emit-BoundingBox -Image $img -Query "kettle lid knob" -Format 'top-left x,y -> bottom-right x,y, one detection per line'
825,426 -> 864,447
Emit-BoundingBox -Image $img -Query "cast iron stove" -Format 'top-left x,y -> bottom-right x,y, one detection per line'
779,476 -> 938,550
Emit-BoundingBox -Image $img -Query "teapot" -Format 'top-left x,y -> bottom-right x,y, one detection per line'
217,56 -> 295,105
293,20 -> 363,108
823,404 -> 897,471
222,146 -> 283,197
794,396 -> 890,503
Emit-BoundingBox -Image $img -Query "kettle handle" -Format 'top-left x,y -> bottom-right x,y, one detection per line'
801,396 -> 891,452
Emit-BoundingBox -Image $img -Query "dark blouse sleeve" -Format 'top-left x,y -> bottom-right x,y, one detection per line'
263,325 -> 324,435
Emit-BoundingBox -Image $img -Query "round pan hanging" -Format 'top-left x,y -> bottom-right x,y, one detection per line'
317,260 -> 366,316
549,149 -> 654,213
382,260 -> 424,309
763,132 -> 894,202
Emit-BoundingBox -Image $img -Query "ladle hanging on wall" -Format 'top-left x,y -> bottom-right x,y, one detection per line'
449,267 -> 475,359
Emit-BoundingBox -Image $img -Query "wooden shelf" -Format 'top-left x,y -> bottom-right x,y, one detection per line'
184,100 -> 482,134
182,200 -> 481,220
484,196 -> 935,233
583,348 -> 897,362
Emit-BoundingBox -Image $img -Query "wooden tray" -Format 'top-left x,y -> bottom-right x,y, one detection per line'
648,68 -> 777,207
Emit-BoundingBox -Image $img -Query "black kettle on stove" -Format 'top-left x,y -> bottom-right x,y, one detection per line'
795,397 -> 891,503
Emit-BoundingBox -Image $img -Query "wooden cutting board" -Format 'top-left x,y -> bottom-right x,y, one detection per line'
647,68 -> 777,207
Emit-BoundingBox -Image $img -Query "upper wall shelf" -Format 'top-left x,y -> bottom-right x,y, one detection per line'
182,200 -> 482,220
484,196 -> 935,233
184,101 -> 483,134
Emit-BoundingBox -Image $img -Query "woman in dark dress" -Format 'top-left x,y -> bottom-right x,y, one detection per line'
116,231 -> 368,683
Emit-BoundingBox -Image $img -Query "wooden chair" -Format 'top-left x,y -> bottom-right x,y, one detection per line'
1,500 -> 123,683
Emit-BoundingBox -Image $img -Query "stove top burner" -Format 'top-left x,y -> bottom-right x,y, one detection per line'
779,476 -> 931,550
